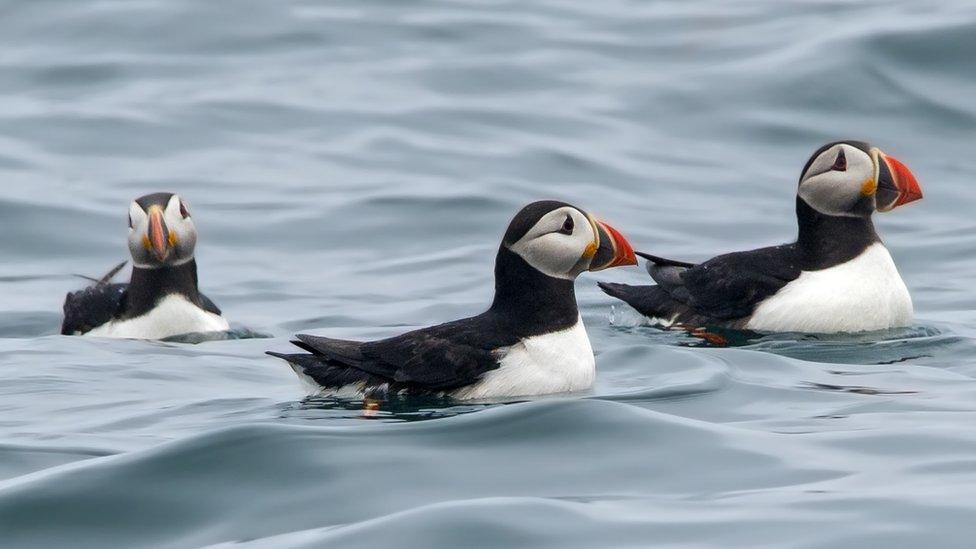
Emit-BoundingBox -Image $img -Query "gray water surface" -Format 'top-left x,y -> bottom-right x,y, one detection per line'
2,1 -> 976,547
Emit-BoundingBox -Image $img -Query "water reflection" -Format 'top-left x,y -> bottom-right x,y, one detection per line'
285,394 -> 501,422
631,322 -> 954,365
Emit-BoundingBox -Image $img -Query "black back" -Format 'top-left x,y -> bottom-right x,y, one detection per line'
61,282 -> 130,335
270,246 -> 582,395
600,200 -> 881,325
601,141 -> 886,326
670,244 -> 801,320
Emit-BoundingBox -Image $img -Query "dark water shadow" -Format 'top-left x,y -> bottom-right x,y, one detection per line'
798,381 -> 919,396
280,394 -> 505,423
631,323 -> 969,366
162,327 -> 273,344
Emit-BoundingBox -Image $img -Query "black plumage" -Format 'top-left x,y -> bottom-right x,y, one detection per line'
269,245 -> 580,397
600,246 -> 799,329
600,197 -> 882,329
270,199 -> 641,397
61,260 -> 221,335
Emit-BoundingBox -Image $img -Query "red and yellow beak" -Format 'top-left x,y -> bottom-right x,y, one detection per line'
586,218 -> 638,271
875,150 -> 923,213
143,206 -> 171,262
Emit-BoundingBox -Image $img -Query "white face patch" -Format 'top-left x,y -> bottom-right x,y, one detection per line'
798,144 -> 875,216
129,201 -> 148,232
163,194 -> 198,260
507,206 -> 597,280
127,194 -> 198,269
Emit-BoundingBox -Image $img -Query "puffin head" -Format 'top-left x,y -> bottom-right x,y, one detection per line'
797,140 -> 922,218
127,192 -> 198,269
502,200 -> 637,280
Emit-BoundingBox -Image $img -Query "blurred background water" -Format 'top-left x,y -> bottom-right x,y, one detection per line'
2,0 -> 976,547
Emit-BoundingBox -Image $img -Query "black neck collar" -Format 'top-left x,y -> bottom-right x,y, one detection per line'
795,198 -> 880,270
124,259 -> 202,318
488,246 -> 580,336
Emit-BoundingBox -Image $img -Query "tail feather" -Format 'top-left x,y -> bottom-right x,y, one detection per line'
294,334 -> 365,364
266,350 -> 335,369
635,252 -> 695,269
266,349 -> 390,393
598,282 -> 679,321
289,339 -> 319,355
72,261 -> 128,286
97,261 -> 129,285
635,252 -> 693,290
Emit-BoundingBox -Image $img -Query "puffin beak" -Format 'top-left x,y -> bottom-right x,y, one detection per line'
875,151 -> 923,212
587,219 -> 637,272
145,206 -> 171,262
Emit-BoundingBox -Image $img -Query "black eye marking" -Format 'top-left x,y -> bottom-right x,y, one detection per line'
831,148 -> 847,172
179,201 -> 190,219
128,215 -> 133,229
559,215 -> 574,235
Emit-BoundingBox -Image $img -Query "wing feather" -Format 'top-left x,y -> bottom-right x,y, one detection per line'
271,315 -> 509,393
61,262 -> 130,335
601,245 -> 801,324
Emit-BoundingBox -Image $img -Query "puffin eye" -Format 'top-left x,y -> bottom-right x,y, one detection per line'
128,215 -> 133,229
831,149 -> 847,172
179,201 -> 190,219
559,215 -> 574,235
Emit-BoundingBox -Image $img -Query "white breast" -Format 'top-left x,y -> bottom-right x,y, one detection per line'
85,294 -> 230,340
746,243 -> 913,333
450,317 -> 596,400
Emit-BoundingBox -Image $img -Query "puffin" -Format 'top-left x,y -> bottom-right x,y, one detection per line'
600,141 -> 923,334
61,192 -> 229,339
268,200 -> 637,399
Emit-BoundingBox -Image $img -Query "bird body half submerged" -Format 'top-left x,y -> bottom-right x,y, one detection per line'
601,141 -> 923,334
269,200 -> 636,399
745,243 -> 912,333
83,293 -> 228,339
453,317 -> 595,400
61,193 -> 228,340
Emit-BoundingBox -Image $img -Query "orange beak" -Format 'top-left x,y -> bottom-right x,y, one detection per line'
589,220 -> 638,271
146,206 -> 171,262
876,152 -> 923,212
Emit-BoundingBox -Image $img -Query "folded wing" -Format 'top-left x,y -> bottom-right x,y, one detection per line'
269,315 -> 510,393
601,245 -> 800,324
